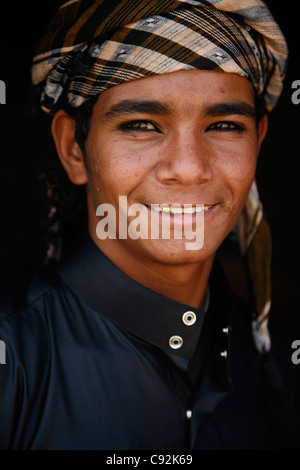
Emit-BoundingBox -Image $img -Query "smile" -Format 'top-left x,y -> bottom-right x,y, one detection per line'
150,204 -> 212,215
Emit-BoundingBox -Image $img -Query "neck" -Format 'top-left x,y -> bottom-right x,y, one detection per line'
90,231 -> 215,310
131,257 -> 214,309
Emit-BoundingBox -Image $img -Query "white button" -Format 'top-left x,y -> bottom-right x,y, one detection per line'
182,311 -> 197,326
220,350 -> 227,358
169,335 -> 183,349
222,327 -> 229,335
186,410 -> 192,419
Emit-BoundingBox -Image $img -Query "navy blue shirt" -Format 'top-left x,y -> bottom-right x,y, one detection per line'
0,233 -> 299,450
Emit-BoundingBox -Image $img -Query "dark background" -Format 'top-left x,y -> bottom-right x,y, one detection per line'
0,2 -> 299,340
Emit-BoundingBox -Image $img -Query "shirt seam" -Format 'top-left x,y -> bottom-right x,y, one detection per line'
0,280 -> 68,325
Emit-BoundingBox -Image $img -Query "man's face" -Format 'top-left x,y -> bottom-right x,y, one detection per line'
83,69 -> 267,266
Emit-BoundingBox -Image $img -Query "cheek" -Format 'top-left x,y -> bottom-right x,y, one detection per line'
86,139 -> 151,199
216,142 -> 258,190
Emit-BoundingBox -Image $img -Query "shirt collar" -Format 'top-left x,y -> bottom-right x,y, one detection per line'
58,232 -> 232,362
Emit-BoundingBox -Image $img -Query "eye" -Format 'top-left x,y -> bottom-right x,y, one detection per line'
119,120 -> 159,132
207,121 -> 245,132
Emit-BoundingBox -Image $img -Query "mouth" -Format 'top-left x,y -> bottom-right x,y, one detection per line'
148,204 -> 214,215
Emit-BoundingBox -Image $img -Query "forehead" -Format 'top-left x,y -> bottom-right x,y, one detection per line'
93,69 -> 256,117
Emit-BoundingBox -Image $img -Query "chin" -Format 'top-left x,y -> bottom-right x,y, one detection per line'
140,238 -> 215,266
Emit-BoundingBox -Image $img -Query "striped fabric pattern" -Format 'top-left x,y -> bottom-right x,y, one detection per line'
32,0 -> 288,114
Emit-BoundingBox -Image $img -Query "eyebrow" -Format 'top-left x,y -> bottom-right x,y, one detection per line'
103,99 -> 256,121
203,102 -> 256,120
104,99 -> 174,120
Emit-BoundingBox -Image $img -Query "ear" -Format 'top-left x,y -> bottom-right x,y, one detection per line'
51,110 -> 88,185
257,113 -> 268,151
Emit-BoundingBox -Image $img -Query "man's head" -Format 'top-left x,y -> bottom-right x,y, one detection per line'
51,69 -> 268,266
31,0 -> 288,353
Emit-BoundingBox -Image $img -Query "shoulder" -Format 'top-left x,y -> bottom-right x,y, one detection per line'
229,293 -> 298,402
231,293 -> 294,363
0,264 -> 76,396
0,265 -> 65,323
0,264 -> 76,353
230,294 -> 300,448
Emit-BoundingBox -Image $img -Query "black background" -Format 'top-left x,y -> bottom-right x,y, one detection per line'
0,1 -> 299,341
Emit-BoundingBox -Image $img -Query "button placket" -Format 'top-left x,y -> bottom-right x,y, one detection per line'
168,311 -> 198,351
220,325 -> 231,359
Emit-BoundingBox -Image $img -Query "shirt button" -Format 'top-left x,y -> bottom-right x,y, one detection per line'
220,350 -> 227,358
169,335 -> 183,349
186,410 -> 192,419
182,311 -> 197,326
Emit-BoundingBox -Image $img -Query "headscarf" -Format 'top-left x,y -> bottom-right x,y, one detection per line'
31,0 -> 288,354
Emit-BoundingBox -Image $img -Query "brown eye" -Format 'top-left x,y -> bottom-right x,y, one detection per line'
208,121 -> 244,132
120,120 -> 158,132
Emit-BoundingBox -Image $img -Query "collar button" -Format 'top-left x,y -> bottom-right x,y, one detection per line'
169,335 -> 183,349
182,311 -> 197,326
220,350 -> 228,359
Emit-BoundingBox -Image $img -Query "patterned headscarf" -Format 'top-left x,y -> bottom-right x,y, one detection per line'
31,0 -> 288,354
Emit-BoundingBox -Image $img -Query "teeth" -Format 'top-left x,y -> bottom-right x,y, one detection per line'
152,206 -> 163,212
182,207 -> 194,214
169,207 -> 184,214
150,205 -> 211,214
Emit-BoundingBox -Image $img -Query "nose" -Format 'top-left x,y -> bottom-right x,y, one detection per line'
156,128 -> 213,186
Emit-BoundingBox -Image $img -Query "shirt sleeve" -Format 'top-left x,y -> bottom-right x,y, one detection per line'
0,316 -> 25,449
0,301 -> 50,450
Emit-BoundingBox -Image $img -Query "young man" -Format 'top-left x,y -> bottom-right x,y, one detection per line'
0,0 -> 299,450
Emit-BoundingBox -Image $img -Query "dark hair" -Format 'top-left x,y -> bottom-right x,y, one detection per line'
26,85 -> 98,262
